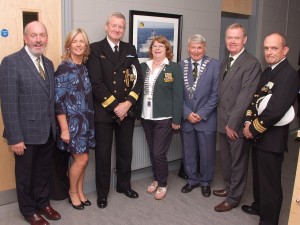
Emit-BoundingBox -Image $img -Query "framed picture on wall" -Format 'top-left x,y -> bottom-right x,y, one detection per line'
129,10 -> 183,63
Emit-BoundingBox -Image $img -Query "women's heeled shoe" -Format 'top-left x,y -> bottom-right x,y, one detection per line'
68,197 -> 84,210
81,199 -> 91,206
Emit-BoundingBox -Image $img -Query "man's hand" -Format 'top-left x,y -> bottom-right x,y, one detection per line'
114,101 -> 132,118
187,112 -> 201,124
225,125 -> 239,141
11,142 -> 26,155
243,122 -> 254,139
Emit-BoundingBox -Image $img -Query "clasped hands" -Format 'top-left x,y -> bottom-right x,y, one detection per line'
187,112 -> 202,124
114,101 -> 132,121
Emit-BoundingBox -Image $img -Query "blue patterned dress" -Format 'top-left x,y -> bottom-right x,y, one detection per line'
55,60 -> 95,153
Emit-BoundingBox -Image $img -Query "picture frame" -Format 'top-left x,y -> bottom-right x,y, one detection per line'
129,10 -> 183,63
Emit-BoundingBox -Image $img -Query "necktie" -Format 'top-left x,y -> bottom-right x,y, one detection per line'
223,57 -> 234,79
192,62 -> 198,81
114,45 -> 119,59
36,58 -> 46,80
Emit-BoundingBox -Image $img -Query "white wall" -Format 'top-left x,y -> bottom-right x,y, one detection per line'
72,0 -> 222,61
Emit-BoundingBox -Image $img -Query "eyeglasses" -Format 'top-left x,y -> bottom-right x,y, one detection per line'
152,45 -> 165,49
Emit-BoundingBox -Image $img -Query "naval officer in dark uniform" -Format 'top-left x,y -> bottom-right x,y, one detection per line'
242,32 -> 299,225
87,12 -> 142,209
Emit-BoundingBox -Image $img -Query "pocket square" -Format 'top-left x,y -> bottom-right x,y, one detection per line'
126,54 -> 135,58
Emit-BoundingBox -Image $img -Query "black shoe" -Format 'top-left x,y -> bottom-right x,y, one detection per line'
178,171 -> 188,179
68,197 -> 84,210
201,186 -> 211,197
241,205 -> 260,216
97,197 -> 108,209
116,188 -> 139,198
81,199 -> 91,206
181,183 -> 200,193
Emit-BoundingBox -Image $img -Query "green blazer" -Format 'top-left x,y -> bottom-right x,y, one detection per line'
140,61 -> 183,124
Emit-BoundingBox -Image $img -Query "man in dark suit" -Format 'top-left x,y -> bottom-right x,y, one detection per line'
179,34 -> 220,197
0,21 -> 61,225
214,23 -> 261,212
242,33 -> 299,225
87,12 -> 142,209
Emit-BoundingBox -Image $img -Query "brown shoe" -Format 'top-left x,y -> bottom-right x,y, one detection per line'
213,189 -> 227,197
25,213 -> 49,225
38,206 -> 61,220
214,201 -> 236,212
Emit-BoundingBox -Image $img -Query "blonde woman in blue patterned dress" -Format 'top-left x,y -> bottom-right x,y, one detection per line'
55,28 -> 95,210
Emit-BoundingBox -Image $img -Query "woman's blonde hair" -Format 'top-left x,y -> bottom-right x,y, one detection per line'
62,28 -> 90,63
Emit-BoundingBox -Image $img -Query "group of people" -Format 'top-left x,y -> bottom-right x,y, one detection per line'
0,11 -> 299,225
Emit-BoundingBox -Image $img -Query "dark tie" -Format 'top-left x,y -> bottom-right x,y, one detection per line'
114,45 -> 119,59
36,57 -> 46,80
223,57 -> 234,79
193,62 -> 198,81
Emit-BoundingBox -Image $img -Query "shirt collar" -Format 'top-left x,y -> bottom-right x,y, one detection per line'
230,48 -> 245,61
271,58 -> 286,70
146,58 -> 169,70
106,37 -> 119,51
25,45 -> 42,63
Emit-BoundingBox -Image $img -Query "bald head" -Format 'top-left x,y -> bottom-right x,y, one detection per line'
23,21 -> 48,57
264,33 -> 289,66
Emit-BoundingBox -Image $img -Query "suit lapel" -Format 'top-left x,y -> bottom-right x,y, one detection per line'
219,51 -> 246,95
20,48 -> 50,96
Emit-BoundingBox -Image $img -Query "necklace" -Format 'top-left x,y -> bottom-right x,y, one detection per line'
183,57 -> 211,99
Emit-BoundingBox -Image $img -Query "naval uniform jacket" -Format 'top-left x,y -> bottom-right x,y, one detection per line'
87,38 -> 142,122
140,61 -> 183,124
245,59 -> 299,152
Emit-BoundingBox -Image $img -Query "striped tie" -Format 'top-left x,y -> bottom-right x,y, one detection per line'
36,58 -> 46,80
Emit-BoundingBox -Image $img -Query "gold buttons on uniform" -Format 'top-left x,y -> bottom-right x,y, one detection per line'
104,97 -> 107,100
113,81 -> 116,84
124,88 -> 127,91
114,90 -> 117,93
114,72 -> 116,75
123,71 -> 125,73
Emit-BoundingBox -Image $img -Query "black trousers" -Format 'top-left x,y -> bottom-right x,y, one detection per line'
94,118 -> 135,198
251,148 -> 284,225
15,134 -> 54,217
141,118 -> 173,187
50,144 -> 70,200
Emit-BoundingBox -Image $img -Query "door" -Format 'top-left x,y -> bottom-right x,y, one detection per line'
0,0 -> 62,205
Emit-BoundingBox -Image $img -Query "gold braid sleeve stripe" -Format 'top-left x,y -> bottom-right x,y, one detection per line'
129,91 -> 139,101
102,95 -> 116,108
253,118 -> 267,133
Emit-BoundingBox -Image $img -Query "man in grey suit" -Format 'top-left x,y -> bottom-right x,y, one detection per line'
180,34 -> 220,197
214,23 -> 261,212
0,21 -> 61,225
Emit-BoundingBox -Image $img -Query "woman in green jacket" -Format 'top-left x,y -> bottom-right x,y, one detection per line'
140,36 -> 183,200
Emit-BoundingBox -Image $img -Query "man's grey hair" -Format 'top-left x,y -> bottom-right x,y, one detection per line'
188,34 -> 206,45
105,12 -> 126,29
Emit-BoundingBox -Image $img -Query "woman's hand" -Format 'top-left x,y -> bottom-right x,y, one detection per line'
172,123 -> 180,130
61,129 -> 70,144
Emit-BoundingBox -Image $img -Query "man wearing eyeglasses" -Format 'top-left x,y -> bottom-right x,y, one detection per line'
0,21 -> 61,225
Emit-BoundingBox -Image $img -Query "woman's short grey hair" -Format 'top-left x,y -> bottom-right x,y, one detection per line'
188,34 -> 206,45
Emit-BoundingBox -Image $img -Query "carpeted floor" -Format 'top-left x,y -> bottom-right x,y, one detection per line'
0,134 -> 298,225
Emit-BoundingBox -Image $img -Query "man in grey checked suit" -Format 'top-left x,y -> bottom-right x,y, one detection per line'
0,21 -> 60,225
214,23 -> 261,212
